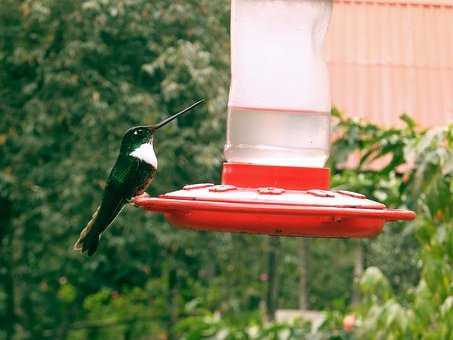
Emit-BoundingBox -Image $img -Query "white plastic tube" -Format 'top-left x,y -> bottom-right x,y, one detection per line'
225,0 -> 333,167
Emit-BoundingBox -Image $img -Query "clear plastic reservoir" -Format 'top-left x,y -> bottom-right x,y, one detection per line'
225,108 -> 330,167
225,0 -> 333,167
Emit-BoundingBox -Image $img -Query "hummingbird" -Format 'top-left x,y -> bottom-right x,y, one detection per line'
74,99 -> 204,256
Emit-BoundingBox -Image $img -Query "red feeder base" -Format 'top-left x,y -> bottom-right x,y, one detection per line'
134,163 -> 416,238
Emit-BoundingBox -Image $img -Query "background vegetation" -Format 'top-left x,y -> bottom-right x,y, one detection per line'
0,0 -> 451,339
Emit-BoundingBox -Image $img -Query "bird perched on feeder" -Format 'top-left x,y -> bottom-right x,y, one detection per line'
74,99 -> 204,256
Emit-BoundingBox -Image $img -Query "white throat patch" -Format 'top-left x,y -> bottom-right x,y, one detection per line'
130,143 -> 158,168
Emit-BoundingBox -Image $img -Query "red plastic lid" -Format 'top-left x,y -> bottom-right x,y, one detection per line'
222,162 -> 330,190
134,164 -> 416,238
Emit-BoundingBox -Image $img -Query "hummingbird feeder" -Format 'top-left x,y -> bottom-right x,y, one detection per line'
135,0 -> 415,238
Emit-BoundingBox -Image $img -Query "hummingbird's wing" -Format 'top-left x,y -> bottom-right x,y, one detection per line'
74,155 -> 149,256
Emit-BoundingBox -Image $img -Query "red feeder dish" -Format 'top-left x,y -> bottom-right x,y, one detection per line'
135,0 -> 416,237
134,163 -> 415,238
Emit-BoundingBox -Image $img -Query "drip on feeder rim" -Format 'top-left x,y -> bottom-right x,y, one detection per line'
134,0 -> 416,238
225,0 -> 332,168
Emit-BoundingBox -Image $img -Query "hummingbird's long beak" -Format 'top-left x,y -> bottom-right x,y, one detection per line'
152,99 -> 204,131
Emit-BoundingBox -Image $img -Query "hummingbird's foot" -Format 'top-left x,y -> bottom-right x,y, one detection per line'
130,192 -> 149,205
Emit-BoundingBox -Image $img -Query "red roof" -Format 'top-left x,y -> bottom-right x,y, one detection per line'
326,0 -> 453,127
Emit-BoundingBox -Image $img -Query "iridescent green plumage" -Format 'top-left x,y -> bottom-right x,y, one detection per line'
74,100 -> 204,256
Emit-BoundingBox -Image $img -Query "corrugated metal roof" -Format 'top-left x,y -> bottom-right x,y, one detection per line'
343,0 -> 453,6
326,0 -> 453,127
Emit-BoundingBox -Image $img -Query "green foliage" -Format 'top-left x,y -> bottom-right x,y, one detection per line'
327,113 -> 452,339
0,0 -> 230,338
175,312 -> 311,340
172,310 -> 356,340
329,111 -> 423,294
351,125 -> 453,340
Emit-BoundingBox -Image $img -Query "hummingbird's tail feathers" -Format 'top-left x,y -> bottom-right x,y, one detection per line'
81,233 -> 100,256
73,207 -> 100,256
74,196 -> 125,256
